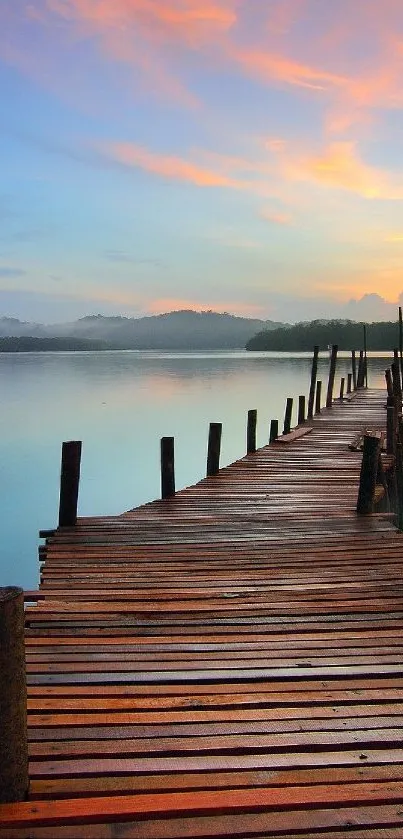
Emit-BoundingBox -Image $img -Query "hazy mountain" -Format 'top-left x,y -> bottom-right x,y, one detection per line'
0,310 -> 285,349
0,317 -> 48,338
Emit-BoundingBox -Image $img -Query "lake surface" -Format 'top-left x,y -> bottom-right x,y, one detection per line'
0,350 -> 392,590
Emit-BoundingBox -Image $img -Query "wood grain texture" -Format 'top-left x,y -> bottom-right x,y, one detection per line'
2,388 -> 403,837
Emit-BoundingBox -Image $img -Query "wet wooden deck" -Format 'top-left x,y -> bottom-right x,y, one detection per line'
2,388 -> 403,837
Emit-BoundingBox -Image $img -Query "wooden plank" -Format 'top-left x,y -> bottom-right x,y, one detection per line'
10,388 -> 403,837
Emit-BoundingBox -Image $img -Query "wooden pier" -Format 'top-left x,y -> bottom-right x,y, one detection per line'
2,386 -> 403,836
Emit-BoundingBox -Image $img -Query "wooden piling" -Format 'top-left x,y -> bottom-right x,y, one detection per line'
283,398 -> 293,435
399,306 -> 403,388
396,441 -> 403,530
357,350 -> 365,389
247,409 -> 257,454
315,380 -> 322,414
269,419 -> 279,444
351,350 -> 357,390
339,378 -> 345,400
393,350 -> 402,406
58,441 -> 82,528
347,373 -> 352,394
386,397 -> 396,455
363,324 -> 368,388
391,360 -> 402,407
161,437 -> 175,499
385,369 -> 393,399
206,423 -> 222,477
0,587 -> 28,803
356,434 -> 381,514
298,395 -> 305,425
326,344 -> 338,408
307,345 -> 319,420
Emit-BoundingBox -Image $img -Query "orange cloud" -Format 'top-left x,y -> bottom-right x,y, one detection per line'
285,142 -> 403,200
101,141 -> 240,187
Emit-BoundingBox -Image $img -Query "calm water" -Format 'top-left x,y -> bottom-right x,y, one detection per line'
0,350 -> 391,590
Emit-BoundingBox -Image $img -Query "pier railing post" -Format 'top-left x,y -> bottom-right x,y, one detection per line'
326,345 -> 338,408
307,345 -> 319,420
339,378 -> 345,401
392,359 -> 402,409
298,395 -> 306,425
58,441 -> 82,527
269,419 -> 279,444
161,437 -> 175,499
386,397 -> 396,455
347,373 -> 352,394
207,423 -> 222,477
357,351 -> 365,389
0,587 -> 29,803
352,350 -> 357,390
356,434 -> 381,515
315,381 -> 322,414
385,369 -> 393,399
396,441 -> 403,530
283,398 -> 293,435
247,409 -> 257,454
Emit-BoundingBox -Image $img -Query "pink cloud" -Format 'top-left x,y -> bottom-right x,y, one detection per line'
101,141 -> 241,187
261,209 -> 293,225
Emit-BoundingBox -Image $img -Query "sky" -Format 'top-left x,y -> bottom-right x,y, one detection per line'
1,0 -> 403,324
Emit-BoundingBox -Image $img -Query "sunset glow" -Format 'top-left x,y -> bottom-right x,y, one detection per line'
1,0 -> 403,322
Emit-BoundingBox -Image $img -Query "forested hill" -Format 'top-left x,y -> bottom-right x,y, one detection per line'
0,310 -> 284,350
246,320 -> 401,351
0,337 -> 108,352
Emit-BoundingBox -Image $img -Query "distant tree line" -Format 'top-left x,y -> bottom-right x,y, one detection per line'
246,320 -> 403,351
0,337 -> 109,352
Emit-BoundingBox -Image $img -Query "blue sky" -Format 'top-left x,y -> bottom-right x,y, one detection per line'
1,0 -> 403,323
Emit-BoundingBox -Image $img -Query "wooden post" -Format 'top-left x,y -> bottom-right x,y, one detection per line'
399,306 -> 403,388
326,344 -> 338,408
315,380 -> 322,414
161,437 -> 175,499
356,434 -> 381,514
206,423 -> 222,477
339,378 -> 345,400
351,350 -> 357,390
391,360 -> 401,408
298,395 -> 305,425
357,350 -> 364,389
283,398 -> 293,435
385,369 -> 393,399
396,441 -> 403,530
393,351 -> 402,406
387,396 -> 396,455
269,419 -> 279,444
363,324 -> 368,388
307,345 -> 319,420
247,409 -> 257,454
0,587 -> 28,803
58,441 -> 82,528
347,373 -> 352,394
377,453 -> 390,512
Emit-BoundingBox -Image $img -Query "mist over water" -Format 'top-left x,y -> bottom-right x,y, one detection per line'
0,350 -> 391,590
